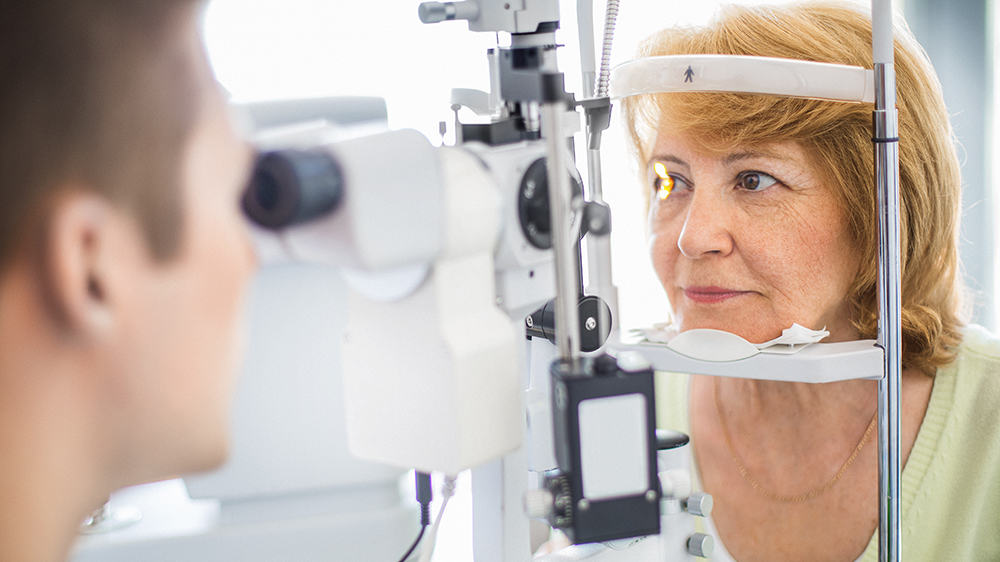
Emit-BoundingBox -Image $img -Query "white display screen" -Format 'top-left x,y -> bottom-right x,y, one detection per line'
578,393 -> 648,500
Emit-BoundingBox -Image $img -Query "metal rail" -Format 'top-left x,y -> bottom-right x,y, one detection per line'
542,102 -> 582,361
872,1 -> 901,560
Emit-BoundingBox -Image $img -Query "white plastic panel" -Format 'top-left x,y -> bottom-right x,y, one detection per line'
578,394 -> 649,500
610,54 -> 875,103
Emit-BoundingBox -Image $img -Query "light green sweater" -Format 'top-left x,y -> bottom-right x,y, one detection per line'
655,324 -> 1000,561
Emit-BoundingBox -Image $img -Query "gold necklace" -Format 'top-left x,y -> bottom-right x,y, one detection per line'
713,378 -> 878,503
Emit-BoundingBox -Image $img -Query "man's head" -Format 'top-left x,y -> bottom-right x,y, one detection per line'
0,0 -> 255,486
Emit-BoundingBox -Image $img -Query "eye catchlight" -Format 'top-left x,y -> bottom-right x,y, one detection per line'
610,54 -> 876,103
652,161 -> 673,200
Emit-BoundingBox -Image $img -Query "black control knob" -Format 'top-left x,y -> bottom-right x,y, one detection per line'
525,295 -> 612,353
518,157 -> 584,249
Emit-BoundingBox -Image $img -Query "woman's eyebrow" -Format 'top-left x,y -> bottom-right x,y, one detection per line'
724,150 -> 791,165
647,154 -> 689,169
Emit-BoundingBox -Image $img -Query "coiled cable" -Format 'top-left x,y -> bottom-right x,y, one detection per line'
595,0 -> 620,97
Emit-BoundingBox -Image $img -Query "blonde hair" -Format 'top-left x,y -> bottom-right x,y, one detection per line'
623,2 -> 965,375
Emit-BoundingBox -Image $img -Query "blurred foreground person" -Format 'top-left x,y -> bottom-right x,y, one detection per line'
0,2 -> 255,560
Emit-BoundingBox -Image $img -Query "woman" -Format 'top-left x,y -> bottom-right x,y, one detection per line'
622,3 -> 1000,560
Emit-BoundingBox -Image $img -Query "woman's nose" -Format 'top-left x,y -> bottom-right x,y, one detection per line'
676,191 -> 734,258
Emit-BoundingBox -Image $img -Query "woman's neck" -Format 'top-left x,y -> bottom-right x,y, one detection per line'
722,377 -> 878,422
704,369 -> 924,471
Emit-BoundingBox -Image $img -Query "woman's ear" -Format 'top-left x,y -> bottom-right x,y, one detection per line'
38,191 -> 122,337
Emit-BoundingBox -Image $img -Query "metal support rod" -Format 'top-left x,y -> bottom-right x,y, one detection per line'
872,0 -> 902,558
585,149 -> 617,341
874,104 -> 902,562
542,102 -> 582,361
577,0 -> 597,99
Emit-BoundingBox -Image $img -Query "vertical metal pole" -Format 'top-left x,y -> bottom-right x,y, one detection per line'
577,0 -> 597,100
582,0 -> 620,344
872,1 -> 901,560
542,102 -> 582,361
584,150 -> 617,341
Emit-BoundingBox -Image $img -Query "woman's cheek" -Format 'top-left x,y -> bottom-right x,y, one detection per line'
648,230 -> 678,287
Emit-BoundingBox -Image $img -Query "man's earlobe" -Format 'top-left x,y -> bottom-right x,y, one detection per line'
38,191 -> 118,336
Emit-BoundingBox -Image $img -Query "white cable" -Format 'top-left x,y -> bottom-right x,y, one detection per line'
417,474 -> 458,562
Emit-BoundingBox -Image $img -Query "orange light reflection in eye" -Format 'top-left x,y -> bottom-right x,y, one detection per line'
653,161 -> 673,200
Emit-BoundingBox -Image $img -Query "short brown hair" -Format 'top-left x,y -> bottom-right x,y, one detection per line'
0,0 -> 203,265
623,2 -> 965,375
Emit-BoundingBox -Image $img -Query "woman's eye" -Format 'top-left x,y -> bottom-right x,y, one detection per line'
736,171 -> 779,191
651,161 -> 690,200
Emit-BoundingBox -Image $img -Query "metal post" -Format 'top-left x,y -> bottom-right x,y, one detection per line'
542,102 -> 582,361
872,1 -> 901,560
584,150 -> 617,341
582,0 -> 620,344
577,0 -> 597,100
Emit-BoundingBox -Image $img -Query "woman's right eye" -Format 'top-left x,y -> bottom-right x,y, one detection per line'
651,161 -> 690,201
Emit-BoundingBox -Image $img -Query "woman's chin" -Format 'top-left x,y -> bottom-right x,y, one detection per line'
677,317 -> 783,345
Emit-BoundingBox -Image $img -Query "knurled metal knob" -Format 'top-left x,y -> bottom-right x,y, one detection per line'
522,489 -> 554,519
687,533 -> 715,558
418,2 -> 450,23
683,492 -> 713,517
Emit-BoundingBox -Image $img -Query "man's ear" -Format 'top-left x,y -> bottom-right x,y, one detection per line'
38,191 -> 128,337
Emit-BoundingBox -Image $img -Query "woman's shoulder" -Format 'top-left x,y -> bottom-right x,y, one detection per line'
950,324 -> 1000,389
905,324 -> 1000,560
936,323 -> 1000,430
956,323 -> 1000,362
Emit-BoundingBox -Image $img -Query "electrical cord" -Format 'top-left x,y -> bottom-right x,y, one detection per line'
417,474 -> 458,562
398,471 -> 433,562
398,524 -> 427,562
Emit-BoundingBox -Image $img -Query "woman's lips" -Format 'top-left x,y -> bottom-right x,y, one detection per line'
683,286 -> 752,304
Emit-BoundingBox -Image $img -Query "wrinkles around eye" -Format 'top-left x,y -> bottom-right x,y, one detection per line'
736,171 -> 780,192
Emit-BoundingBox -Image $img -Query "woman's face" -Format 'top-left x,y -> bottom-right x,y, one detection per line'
646,131 -> 860,344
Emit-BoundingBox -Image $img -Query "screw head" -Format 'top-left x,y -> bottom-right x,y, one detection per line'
525,180 -> 536,198
577,498 -> 590,511
645,490 -> 658,502
526,315 -> 534,328
584,317 -> 597,331
687,533 -> 715,558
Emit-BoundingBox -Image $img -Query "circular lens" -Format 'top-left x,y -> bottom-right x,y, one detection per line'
253,170 -> 281,212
